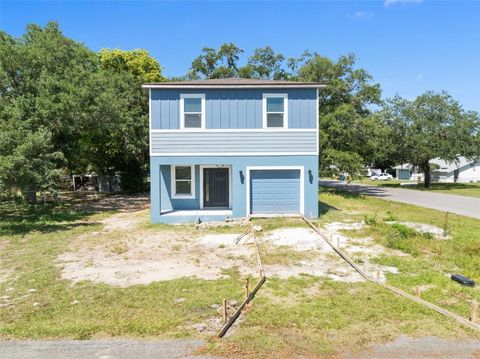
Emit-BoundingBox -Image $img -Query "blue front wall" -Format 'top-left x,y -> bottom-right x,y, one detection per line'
150,155 -> 318,223
151,88 -> 317,129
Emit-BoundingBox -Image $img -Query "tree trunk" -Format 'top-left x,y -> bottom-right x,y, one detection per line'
24,186 -> 37,205
423,160 -> 431,189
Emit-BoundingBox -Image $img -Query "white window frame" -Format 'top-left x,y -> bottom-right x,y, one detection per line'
171,165 -> 195,199
262,93 -> 288,129
179,94 -> 205,130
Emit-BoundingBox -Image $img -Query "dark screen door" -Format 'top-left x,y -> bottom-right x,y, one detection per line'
203,168 -> 229,207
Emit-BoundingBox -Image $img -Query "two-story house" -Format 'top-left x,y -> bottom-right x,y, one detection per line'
143,78 -> 323,223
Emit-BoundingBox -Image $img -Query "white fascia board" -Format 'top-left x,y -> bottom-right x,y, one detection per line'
143,84 -> 326,89
150,129 -> 316,133
150,152 -> 318,157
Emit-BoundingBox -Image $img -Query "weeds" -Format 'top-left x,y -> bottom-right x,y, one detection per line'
443,212 -> 451,238
363,213 -> 378,226
384,211 -> 398,222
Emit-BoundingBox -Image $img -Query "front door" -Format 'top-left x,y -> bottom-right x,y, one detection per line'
203,168 -> 229,208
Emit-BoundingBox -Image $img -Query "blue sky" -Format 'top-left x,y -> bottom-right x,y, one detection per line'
1,0 -> 479,111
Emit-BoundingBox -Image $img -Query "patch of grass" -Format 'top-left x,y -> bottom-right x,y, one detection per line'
211,190 -> 480,356
109,241 -> 129,255
1,193 -> 480,357
0,216 -> 246,339
210,279 -> 476,358
0,198 -> 249,339
251,217 -> 307,232
384,211 -> 398,222
315,190 -> 480,319
257,243 -> 315,266
384,224 -> 425,256
364,213 -> 378,226
0,200 -> 91,236
353,179 -> 480,198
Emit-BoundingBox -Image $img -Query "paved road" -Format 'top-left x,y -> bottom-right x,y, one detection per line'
341,336 -> 480,359
0,339 -> 218,359
320,180 -> 480,219
2,337 -> 478,358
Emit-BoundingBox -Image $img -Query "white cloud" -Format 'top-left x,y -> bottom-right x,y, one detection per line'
354,11 -> 374,20
384,0 -> 423,7
416,74 -> 424,81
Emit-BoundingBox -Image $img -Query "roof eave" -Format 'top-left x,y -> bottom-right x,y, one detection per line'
142,84 -> 326,89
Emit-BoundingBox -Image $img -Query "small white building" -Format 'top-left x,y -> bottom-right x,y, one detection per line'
394,157 -> 480,183
393,163 -> 416,181
364,166 -> 382,177
430,157 -> 480,183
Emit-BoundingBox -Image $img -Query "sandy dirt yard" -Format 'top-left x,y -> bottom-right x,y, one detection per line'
55,205 -> 422,287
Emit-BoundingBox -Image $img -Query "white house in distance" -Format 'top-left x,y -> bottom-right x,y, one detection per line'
394,156 -> 480,183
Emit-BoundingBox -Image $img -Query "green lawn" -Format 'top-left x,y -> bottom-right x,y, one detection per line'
0,195 -> 479,358
213,190 -> 480,357
353,179 -> 480,198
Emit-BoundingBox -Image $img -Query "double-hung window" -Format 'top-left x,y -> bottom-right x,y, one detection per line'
180,94 -> 205,129
263,93 -> 288,128
171,165 -> 195,198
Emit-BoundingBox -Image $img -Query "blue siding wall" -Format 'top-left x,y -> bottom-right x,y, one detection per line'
151,130 -> 317,155
159,165 -> 201,211
150,155 -> 318,222
151,88 -> 317,129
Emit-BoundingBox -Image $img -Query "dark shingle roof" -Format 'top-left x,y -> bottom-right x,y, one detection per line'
142,78 -> 325,89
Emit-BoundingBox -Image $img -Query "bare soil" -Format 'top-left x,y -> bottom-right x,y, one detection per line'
57,207 -> 402,286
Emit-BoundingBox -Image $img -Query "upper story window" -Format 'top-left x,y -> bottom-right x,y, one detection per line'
180,94 -> 205,129
263,93 -> 288,129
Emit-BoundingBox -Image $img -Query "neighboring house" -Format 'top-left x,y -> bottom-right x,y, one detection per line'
430,157 -> 480,183
143,78 -> 323,223
393,164 -> 416,181
394,157 -> 480,183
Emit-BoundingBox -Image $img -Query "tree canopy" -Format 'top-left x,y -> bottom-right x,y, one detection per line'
1,27 -> 479,202
187,45 -> 387,176
99,48 -> 164,83
295,52 -> 386,175
381,92 -> 480,187
0,22 -> 163,202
